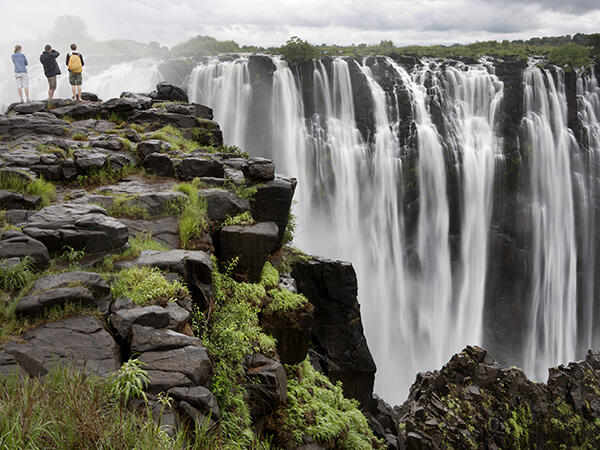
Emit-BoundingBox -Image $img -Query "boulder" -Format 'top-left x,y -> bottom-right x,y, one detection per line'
73,149 -> 108,172
137,140 -> 171,160
101,97 -> 143,114
250,176 -> 297,245
121,92 -> 153,109
91,139 -> 124,151
0,190 -> 41,210
0,351 -> 26,379
50,102 -> 98,120
168,386 -> 220,419
138,345 -> 212,386
219,222 -> 279,282
244,157 -> 275,181
130,325 -> 202,353
145,370 -> 194,393
11,101 -> 47,114
29,271 -> 110,298
1,315 -> 120,377
165,302 -> 190,331
22,202 -> 128,254
142,153 -> 175,177
119,217 -> 179,248
0,231 -> 49,269
15,286 -> 95,317
292,257 -> 376,406
245,354 -> 287,417
176,157 -> 224,180
152,82 -> 189,103
0,114 -> 68,137
109,305 -> 171,340
202,189 -> 250,222
81,92 -> 100,102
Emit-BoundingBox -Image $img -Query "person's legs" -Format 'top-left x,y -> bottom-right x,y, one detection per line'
71,84 -> 77,100
15,74 -> 24,101
47,76 -> 56,100
77,85 -> 82,100
17,87 -> 23,102
21,74 -> 30,102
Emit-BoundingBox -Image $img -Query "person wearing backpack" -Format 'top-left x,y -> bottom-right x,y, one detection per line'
66,43 -> 84,101
11,45 -> 31,103
40,45 -> 61,100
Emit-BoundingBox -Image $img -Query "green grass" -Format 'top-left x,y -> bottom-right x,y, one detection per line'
282,212 -> 297,245
101,232 -> 169,271
0,258 -> 34,292
267,359 -> 383,449
223,179 -> 258,200
173,181 -> 208,249
265,289 -> 309,314
0,172 -> 56,207
110,266 -> 188,306
0,365 -> 221,449
74,164 -> 139,187
71,132 -> 88,141
222,211 -> 254,227
105,195 -> 149,219
149,125 -> 199,153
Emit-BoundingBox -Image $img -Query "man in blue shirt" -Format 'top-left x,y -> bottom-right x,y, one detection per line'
11,45 -> 31,103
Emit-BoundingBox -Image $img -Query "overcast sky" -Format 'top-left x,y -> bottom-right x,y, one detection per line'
1,0 -> 599,48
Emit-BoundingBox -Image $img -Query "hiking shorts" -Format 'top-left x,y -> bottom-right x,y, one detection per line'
69,72 -> 82,86
15,73 -> 28,89
47,76 -> 57,90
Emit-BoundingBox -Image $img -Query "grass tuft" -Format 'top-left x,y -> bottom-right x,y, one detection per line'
0,172 -> 56,207
222,211 -> 254,227
110,266 -> 188,306
173,181 -> 208,249
0,257 -> 34,292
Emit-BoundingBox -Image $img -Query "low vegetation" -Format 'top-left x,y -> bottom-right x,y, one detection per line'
0,258 -> 34,292
101,232 -> 169,271
105,195 -> 150,219
0,172 -> 56,207
74,164 -> 139,187
265,288 -> 309,314
149,125 -> 199,153
173,180 -> 209,249
222,211 -> 254,227
110,266 -> 189,306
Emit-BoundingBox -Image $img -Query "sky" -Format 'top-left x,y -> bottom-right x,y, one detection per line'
0,0 -> 599,49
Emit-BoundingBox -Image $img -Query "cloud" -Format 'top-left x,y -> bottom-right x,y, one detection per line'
0,0 -> 599,49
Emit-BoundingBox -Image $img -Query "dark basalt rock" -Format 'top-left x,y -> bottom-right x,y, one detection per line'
138,345 -> 212,386
292,257 -> 376,407
121,92 -> 153,109
145,370 -> 194,394
11,101 -> 47,114
1,315 -> 120,378
30,271 -> 110,298
109,305 -> 171,340
130,325 -> 202,353
143,153 -> 176,177
0,231 -> 49,269
50,102 -> 99,120
81,92 -> 100,102
15,286 -> 95,317
219,222 -> 279,282
137,140 -> 171,160
22,202 -> 129,254
119,217 -> 179,248
202,189 -> 250,222
176,157 -> 225,180
152,82 -> 189,103
250,176 -> 297,245
0,190 -> 41,210
168,386 -> 220,420
0,113 -> 68,137
244,157 -> 275,181
245,353 -> 287,418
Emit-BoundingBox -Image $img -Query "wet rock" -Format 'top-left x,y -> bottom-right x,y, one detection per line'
11,101 -> 47,114
109,305 -> 171,340
250,176 -> 297,245
15,286 -> 95,317
137,139 -> 171,160
245,354 -> 287,417
0,231 -> 49,269
73,149 -> 108,172
244,157 -> 275,181
0,190 -> 41,210
176,157 -> 224,180
22,202 -> 128,254
1,315 -> 120,377
168,386 -> 220,419
30,271 -> 110,298
130,325 -> 202,353
219,222 -> 279,282
138,345 -> 212,386
121,92 -> 153,109
152,82 -> 189,103
81,92 -> 100,102
119,217 -> 179,248
142,153 -> 175,177
50,102 -> 98,120
292,257 -> 376,406
202,189 -> 250,222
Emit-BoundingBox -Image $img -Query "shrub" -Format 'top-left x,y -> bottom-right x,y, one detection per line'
0,172 -> 56,207
260,261 -> 279,290
222,211 -> 254,227
268,359 -> 383,449
265,289 -> 309,314
107,359 -> 149,405
279,36 -> 320,64
548,42 -> 592,71
110,266 -> 188,306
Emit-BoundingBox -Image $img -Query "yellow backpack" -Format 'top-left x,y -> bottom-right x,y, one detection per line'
68,53 -> 83,74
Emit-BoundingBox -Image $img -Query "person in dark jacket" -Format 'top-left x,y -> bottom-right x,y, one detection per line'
65,43 -> 84,101
40,45 -> 61,100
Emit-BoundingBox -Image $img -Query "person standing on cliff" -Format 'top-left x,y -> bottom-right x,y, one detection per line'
65,43 -> 84,101
11,45 -> 31,103
40,45 -> 61,101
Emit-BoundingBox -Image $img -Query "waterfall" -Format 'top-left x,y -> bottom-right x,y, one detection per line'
523,66 -> 578,379
188,57 -> 252,150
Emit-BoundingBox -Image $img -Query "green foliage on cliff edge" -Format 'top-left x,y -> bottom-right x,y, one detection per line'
280,36 -> 320,64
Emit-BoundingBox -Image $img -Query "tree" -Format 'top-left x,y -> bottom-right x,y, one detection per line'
279,37 -> 320,64
548,43 -> 591,72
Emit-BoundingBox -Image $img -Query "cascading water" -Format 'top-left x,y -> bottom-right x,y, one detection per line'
188,58 -> 252,150
523,66 -> 578,379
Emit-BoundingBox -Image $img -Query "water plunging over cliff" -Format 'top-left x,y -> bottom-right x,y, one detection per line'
523,66 -> 578,379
